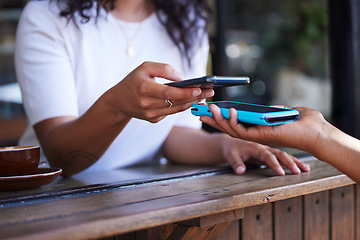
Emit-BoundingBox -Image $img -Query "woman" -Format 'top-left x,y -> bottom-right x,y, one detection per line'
15,0 -> 310,177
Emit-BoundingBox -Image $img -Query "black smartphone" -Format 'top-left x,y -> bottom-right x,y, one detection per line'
165,76 -> 250,88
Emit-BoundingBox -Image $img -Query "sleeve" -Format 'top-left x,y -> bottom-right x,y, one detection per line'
173,33 -> 210,129
15,2 -> 79,126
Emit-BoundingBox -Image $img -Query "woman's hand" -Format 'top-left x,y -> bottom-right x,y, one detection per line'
163,126 -> 310,177
200,105 -> 327,154
107,61 -> 214,123
220,136 -> 311,176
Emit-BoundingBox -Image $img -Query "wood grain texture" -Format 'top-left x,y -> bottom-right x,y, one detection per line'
217,220 -> 239,240
0,159 -> 355,239
274,196 -> 302,240
304,191 -> 330,240
241,203 -> 273,240
331,185 -> 355,240
167,222 -> 231,240
178,209 -> 244,227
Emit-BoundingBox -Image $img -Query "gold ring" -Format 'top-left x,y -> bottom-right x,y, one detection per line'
165,99 -> 173,108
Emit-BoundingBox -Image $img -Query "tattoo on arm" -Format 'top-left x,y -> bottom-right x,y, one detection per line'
63,150 -> 99,168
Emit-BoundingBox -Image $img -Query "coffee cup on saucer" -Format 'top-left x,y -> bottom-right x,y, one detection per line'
0,146 -> 40,177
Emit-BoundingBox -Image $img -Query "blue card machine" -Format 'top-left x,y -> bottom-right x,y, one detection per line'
191,101 -> 300,126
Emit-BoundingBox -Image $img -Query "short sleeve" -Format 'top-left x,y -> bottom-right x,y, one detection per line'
15,2 -> 79,126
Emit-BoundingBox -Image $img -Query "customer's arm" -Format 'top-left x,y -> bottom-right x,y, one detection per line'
200,105 -> 360,184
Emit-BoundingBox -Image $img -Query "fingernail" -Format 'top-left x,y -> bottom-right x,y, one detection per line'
304,163 -> 311,171
278,167 -> 285,176
173,70 -> 184,80
193,89 -> 201,96
236,166 -> 245,174
205,90 -> 214,98
294,166 -> 301,174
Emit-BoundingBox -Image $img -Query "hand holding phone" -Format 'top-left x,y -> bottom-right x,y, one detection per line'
191,101 -> 300,126
165,76 -> 250,88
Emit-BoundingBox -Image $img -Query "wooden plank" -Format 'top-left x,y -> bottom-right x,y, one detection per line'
304,191 -> 329,240
331,186 -> 355,240
135,224 -> 177,240
241,204 -> 272,240
115,215 -> 241,240
167,222 -> 231,240
218,220 -> 239,240
274,196 -> 302,240
202,222 -> 232,240
0,160 -> 354,240
178,208 -> 244,227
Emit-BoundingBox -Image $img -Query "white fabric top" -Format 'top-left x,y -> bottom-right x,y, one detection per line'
15,1 -> 209,172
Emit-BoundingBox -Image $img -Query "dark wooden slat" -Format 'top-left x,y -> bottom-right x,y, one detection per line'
304,191 -> 329,240
331,186 -> 355,240
274,196 -> 302,240
178,209 -> 244,227
134,224 -> 177,240
241,204 -> 272,240
167,222 -> 231,240
218,220 -> 239,240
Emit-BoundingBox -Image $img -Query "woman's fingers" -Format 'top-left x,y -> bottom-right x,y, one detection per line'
137,62 -> 214,102
116,61 -> 216,122
255,149 -> 286,175
224,138 -> 310,176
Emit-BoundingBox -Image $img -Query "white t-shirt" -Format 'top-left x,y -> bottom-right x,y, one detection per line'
15,1 -> 209,172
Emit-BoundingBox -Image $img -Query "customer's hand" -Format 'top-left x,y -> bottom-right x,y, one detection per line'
200,105 -> 327,154
108,61 -> 214,123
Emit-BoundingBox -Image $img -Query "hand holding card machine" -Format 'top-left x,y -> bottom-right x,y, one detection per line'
165,76 -> 250,88
191,101 -> 300,125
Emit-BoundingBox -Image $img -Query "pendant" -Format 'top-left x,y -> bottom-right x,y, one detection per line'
127,40 -> 135,58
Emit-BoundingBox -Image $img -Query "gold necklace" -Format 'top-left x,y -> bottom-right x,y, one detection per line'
116,20 -> 144,58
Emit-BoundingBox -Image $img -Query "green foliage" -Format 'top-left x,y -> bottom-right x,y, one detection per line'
259,0 -> 328,78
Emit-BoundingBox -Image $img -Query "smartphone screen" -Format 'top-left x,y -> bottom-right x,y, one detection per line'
214,102 -> 290,113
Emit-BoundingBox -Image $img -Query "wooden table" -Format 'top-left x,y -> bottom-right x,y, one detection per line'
0,155 -> 358,240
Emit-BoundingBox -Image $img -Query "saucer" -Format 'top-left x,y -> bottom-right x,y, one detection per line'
0,168 -> 62,192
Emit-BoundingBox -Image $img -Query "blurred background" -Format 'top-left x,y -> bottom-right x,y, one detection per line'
0,0 -> 26,120
0,0 -> 332,145
208,0 -> 330,119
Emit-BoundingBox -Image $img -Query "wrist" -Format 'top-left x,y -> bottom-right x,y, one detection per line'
309,121 -> 339,161
101,87 -> 132,125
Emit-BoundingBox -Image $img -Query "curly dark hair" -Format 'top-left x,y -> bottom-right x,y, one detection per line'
51,0 -> 212,68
